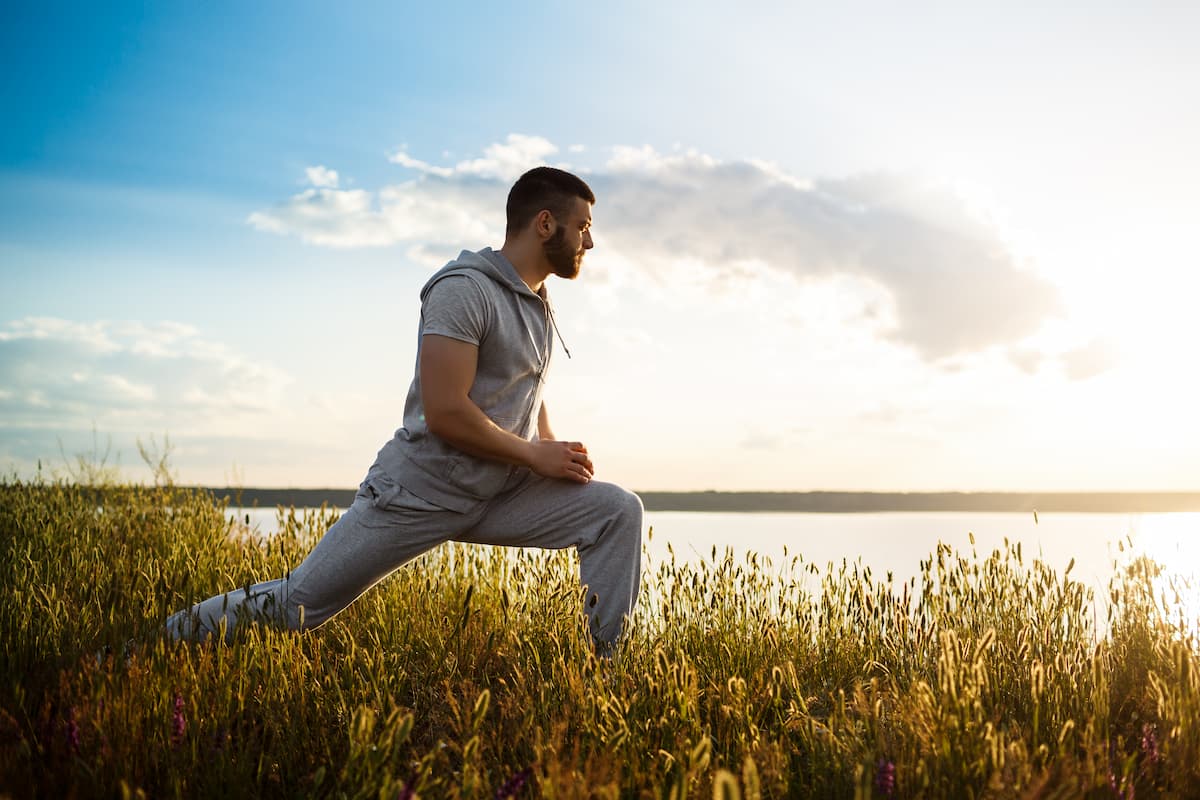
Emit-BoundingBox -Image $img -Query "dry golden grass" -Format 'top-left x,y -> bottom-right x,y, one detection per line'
1,477 -> 1197,798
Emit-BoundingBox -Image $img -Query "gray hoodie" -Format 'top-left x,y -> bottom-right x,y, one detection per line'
370,248 -> 558,512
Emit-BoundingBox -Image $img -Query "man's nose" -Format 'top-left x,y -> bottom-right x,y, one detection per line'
583,231 -> 593,249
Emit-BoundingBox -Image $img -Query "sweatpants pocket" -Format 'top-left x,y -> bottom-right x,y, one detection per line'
364,472 -> 449,513
364,474 -> 402,509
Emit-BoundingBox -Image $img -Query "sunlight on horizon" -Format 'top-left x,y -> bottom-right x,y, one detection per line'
1132,513 -> 1200,635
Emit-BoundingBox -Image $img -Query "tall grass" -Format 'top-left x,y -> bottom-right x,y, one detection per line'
1,476 -> 1197,798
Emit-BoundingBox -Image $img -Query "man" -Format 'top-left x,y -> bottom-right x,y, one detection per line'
165,167 -> 643,654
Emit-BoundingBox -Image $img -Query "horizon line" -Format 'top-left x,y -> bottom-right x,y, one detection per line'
189,487 -> 1200,514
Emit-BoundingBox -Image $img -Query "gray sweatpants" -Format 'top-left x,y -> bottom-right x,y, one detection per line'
164,467 -> 643,650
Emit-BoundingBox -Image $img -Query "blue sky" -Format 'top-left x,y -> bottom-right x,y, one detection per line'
3,2 -> 1199,490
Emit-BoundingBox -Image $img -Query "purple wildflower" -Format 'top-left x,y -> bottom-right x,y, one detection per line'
495,766 -> 534,799
171,693 -> 186,747
395,783 -> 415,800
63,707 -> 81,755
1141,722 -> 1160,765
874,758 -> 895,797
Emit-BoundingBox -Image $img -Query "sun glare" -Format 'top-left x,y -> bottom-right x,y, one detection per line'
1131,513 -> 1200,634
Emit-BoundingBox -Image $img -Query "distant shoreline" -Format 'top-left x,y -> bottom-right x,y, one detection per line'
193,487 -> 1200,513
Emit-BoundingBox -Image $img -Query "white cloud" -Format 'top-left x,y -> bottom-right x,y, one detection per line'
0,317 -> 123,353
1008,347 -> 1045,374
589,153 -> 1062,360
1061,338 -> 1119,380
738,431 -> 786,451
0,317 -> 308,482
305,165 -> 340,188
248,179 -> 502,250
247,187 -> 396,247
390,133 -> 560,181
0,318 -> 291,428
388,150 -> 454,178
606,145 -> 721,175
248,136 -> 1063,360
249,134 -> 574,249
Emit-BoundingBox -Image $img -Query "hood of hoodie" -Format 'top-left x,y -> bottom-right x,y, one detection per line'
420,247 -> 542,303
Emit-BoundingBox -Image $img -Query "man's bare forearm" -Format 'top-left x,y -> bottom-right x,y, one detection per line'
428,399 -> 593,484
426,400 -> 535,467
537,403 -> 555,441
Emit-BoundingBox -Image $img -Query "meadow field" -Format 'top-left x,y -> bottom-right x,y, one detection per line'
2,476 -> 1198,798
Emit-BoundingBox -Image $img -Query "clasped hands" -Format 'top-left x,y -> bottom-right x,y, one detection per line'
528,440 -> 594,484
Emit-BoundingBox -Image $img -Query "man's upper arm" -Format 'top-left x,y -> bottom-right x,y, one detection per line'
420,335 -> 479,427
418,275 -> 491,428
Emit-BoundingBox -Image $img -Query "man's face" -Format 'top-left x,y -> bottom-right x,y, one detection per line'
543,196 -> 593,279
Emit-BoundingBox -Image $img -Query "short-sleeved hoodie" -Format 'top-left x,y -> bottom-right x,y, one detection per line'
370,247 -> 558,511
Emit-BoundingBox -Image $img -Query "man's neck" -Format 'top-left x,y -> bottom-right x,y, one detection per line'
499,242 -> 551,293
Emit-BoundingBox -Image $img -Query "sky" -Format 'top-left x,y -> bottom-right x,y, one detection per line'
2,1 -> 1198,492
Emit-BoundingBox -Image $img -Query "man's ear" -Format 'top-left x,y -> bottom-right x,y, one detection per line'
535,209 -> 556,238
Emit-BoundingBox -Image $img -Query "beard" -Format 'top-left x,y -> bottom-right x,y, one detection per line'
543,226 -> 583,279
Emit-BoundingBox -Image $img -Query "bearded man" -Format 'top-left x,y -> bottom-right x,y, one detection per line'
165,167 -> 643,654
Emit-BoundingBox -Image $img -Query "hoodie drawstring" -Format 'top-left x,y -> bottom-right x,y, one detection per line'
547,305 -> 572,359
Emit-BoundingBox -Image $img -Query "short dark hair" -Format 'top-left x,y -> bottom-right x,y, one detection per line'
506,166 -> 595,234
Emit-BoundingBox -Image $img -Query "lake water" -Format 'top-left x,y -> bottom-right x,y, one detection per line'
230,506 -> 1200,623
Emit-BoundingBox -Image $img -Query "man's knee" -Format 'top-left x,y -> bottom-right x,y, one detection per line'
621,486 -> 644,526
597,484 -> 643,557
593,481 -> 643,526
